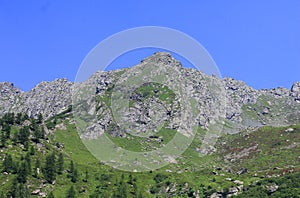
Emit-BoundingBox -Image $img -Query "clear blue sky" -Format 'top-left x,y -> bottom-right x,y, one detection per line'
0,1 -> 299,91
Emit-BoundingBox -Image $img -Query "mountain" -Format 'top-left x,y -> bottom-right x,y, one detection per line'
0,52 -> 299,197
1,52 -> 300,128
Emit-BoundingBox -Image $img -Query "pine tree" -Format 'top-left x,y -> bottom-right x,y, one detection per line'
137,192 -> 143,198
47,191 -> 55,198
128,174 -> 133,185
3,154 -> 13,173
2,123 -> 11,139
33,126 -> 41,143
117,174 -> 127,198
0,131 -> 6,148
68,160 -> 78,183
16,183 -> 30,198
33,158 -> 40,178
66,186 -> 76,198
37,113 -> 43,124
40,126 -> 45,139
19,126 -> 30,145
9,177 -> 18,198
22,114 -> 29,121
71,168 -> 78,183
25,152 -> 31,175
24,141 -> 29,151
16,113 -> 22,124
69,160 -> 74,174
57,153 -> 64,174
30,145 -> 35,155
83,169 -> 89,182
43,152 -> 56,183
133,183 -> 138,197
17,161 -> 28,183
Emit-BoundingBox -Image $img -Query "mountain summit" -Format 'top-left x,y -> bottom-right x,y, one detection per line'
0,52 -> 300,137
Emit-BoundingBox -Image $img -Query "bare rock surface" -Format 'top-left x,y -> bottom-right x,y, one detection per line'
0,52 -> 299,139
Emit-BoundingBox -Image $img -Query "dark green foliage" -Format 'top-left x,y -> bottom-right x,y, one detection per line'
2,112 -> 15,125
2,123 -> 11,139
25,152 -> 31,175
133,183 -> 138,196
1,130 -> 6,147
15,113 -> 22,124
116,180 -> 127,198
37,113 -> 43,124
69,160 -> 74,172
40,126 -> 45,139
66,186 -> 76,198
3,154 -> 13,173
46,118 -> 57,130
68,160 -> 78,183
154,173 -> 168,183
83,169 -> 89,182
43,152 -> 56,183
47,191 -> 55,198
57,152 -> 64,174
8,177 -> 18,198
23,140 -> 29,151
128,174 -> 133,185
30,145 -> 35,155
32,125 -> 45,143
71,168 -> 78,183
15,183 -> 30,198
17,161 -> 28,183
237,172 -> 300,198
33,158 -> 40,178
22,114 -> 29,121
18,126 -> 30,145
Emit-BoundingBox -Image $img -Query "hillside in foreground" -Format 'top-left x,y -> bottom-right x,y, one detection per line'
0,111 -> 299,197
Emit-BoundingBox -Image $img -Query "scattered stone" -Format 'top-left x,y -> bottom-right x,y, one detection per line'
233,180 -> 244,185
39,192 -> 47,197
237,168 -> 247,175
285,128 -> 294,132
209,192 -> 222,198
228,187 -> 239,194
262,107 -> 269,115
265,184 -> 279,193
31,189 -> 40,195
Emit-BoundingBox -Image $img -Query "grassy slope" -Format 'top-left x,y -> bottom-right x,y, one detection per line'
1,118 -> 299,197
52,121 -> 300,197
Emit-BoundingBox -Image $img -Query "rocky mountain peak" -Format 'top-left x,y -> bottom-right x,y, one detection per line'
0,53 -> 300,136
0,82 -> 22,94
291,82 -> 300,92
140,52 -> 182,68
290,82 -> 300,102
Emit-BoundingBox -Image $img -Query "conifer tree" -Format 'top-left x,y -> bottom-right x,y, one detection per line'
57,152 -> 64,174
17,161 -> 28,183
3,154 -> 13,173
66,186 -> 76,198
25,152 -> 31,175
43,152 -> 56,183
47,191 -> 55,198
33,158 -> 40,178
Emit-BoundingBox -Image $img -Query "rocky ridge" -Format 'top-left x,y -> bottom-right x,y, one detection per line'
0,52 -> 300,139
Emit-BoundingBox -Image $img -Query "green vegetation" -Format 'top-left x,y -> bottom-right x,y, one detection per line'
0,112 -> 299,197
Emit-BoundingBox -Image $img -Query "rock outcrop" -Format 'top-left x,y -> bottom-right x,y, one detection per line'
0,52 -> 299,139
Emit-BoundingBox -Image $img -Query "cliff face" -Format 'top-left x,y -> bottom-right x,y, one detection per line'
0,79 -> 73,118
0,52 -> 300,137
